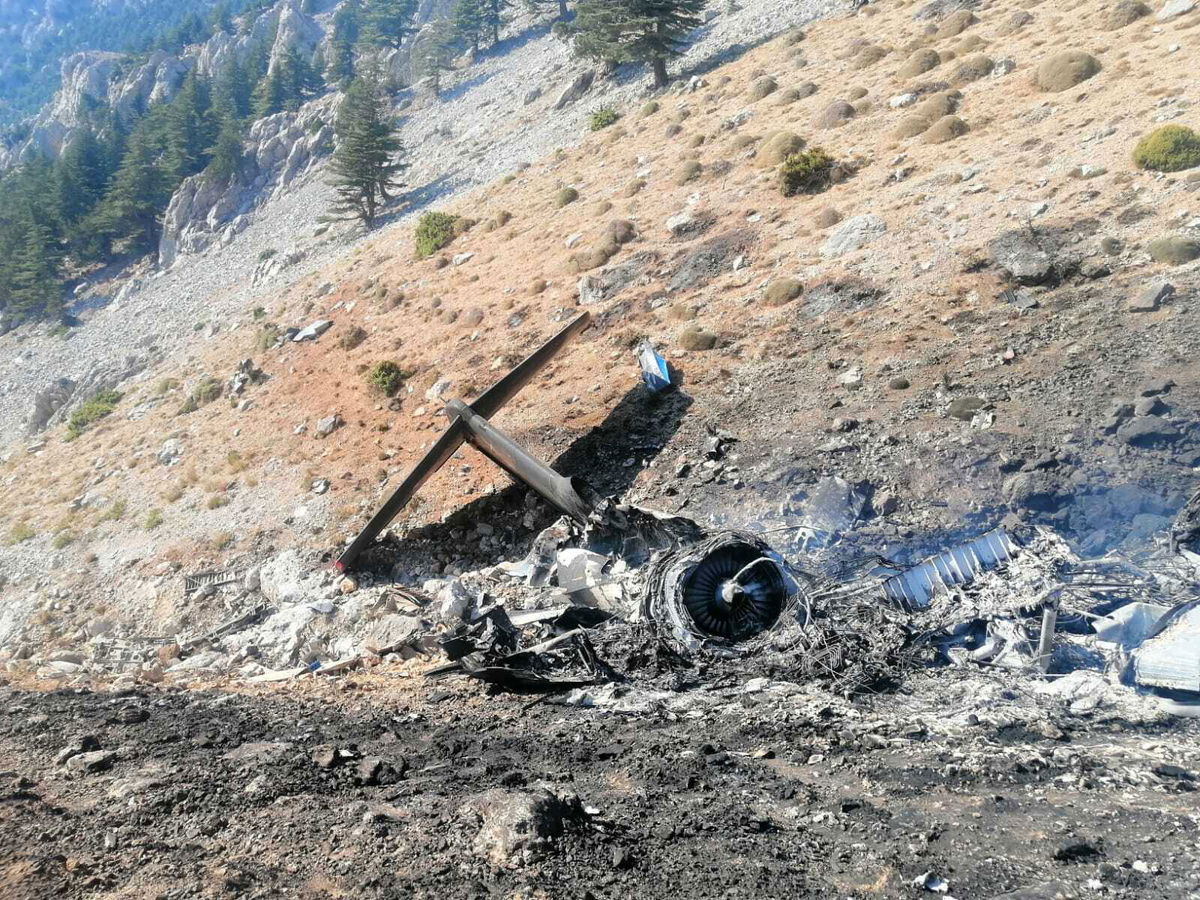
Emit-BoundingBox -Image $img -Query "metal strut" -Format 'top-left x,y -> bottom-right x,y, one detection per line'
334,312 -> 593,572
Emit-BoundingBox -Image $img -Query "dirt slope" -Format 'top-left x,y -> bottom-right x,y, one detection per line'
3,0 -> 1200,655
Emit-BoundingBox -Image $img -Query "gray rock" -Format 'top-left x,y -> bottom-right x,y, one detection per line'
293,319 -> 333,342
1139,378 -> 1175,396
1131,282 -> 1175,312
947,396 -> 987,421
55,735 -> 101,766
461,788 -> 583,865
1158,0 -> 1196,20
666,210 -> 699,236
990,232 -> 1053,285
66,750 -> 116,774
157,438 -> 184,466
820,214 -> 887,257
315,414 -> 343,437
1134,397 -> 1166,416
553,69 -> 595,110
1117,415 -> 1180,446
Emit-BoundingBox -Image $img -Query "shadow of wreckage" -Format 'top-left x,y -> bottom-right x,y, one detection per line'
324,315 -> 1200,700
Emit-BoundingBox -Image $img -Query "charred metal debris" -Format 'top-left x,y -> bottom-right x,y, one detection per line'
322,316 -> 1200,708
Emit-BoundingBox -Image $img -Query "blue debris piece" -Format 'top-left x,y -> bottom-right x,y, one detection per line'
637,340 -> 671,392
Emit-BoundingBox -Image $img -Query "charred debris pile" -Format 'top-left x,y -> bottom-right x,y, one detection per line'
319,314 -> 1200,712
73,315 -> 1200,715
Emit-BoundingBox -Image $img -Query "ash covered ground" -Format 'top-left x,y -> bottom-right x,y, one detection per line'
2,667 -> 1199,900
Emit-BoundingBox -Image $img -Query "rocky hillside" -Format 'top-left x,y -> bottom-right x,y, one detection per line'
1,0 -> 1200,676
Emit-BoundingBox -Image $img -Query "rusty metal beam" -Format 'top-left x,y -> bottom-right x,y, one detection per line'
334,312 -> 591,572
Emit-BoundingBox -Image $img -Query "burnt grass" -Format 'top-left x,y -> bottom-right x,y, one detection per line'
1,680 -> 1198,899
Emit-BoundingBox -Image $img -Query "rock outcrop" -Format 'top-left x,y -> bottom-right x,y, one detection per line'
158,101 -> 335,268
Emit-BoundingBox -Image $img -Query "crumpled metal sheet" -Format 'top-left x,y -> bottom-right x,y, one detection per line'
1131,599 -> 1200,693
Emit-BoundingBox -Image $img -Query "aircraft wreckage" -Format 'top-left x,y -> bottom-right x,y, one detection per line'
325,313 -> 1200,708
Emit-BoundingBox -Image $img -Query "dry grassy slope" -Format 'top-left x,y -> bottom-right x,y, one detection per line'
3,0 -> 1200,610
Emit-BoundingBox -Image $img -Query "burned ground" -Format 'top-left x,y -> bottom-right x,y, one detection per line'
1,674 -> 1197,900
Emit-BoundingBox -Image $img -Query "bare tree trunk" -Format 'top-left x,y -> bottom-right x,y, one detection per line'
651,56 -> 668,88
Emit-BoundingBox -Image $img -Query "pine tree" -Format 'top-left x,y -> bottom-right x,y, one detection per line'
252,66 -> 287,117
205,114 -> 245,182
573,0 -> 704,87
7,204 -> 63,323
328,0 -> 360,86
417,19 -> 456,95
214,58 -> 253,120
484,0 -> 511,43
209,1 -> 234,34
95,125 -> 170,252
328,71 -> 405,227
526,0 -> 570,20
280,47 -> 323,109
164,70 -> 216,179
360,0 -> 418,48
452,0 -> 487,53
54,127 -> 108,235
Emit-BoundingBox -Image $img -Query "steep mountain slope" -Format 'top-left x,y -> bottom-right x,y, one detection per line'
1,0 -> 1200,671
0,0 -> 260,128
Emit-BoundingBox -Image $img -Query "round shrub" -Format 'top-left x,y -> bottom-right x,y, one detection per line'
749,76 -> 778,100
676,161 -> 703,185
415,211 -> 460,258
765,278 -> 803,306
951,54 -> 994,85
779,148 -> 836,196
605,219 -> 637,244
923,115 -> 969,144
756,131 -> 805,166
366,361 -> 410,396
1147,235 -> 1200,265
590,107 -> 620,131
814,206 -> 842,228
555,187 -> 580,208
641,101 -> 660,116
1036,51 -> 1101,92
1133,125 -> 1200,172
679,326 -> 717,351
814,100 -> 855,129
852,45 -> 888,69
935,9 -> 976,38
997,9 -> 1033,34
1104,0 -> 1150,29
898,48 -> 941,79
622,178 -> 646,197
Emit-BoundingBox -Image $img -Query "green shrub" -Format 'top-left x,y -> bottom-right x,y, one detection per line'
192,377 -> 223,406
641,101 -> 660,116
366,360 -> 410,396
1133,125 -> 1200,173
256,323 -> 281,350
555,187 -> 579,208
51,530 -> 76,549
144,509 -> 164,530
6,522 -> 35,545
415,211 -> 461,258
590,107 -> 620,131
207,494 -> 229,510
98,499 -> 126,523
779,148 -> 836,196
676,161 -> 703,185
65,389 -> 123,441
258,248 -> 277,262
